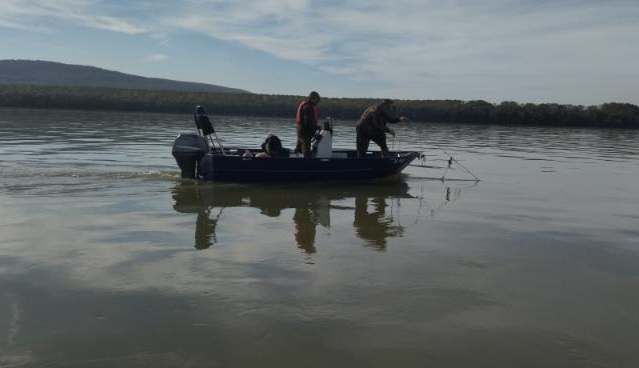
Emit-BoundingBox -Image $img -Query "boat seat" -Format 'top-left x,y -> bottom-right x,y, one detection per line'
194,106 -> 215,136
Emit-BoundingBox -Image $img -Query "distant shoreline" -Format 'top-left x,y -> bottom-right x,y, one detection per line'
1,85 -> 638,129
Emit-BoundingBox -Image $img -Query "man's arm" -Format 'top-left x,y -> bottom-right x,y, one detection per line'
371,110 -> 390,132
379,108 -> 403,124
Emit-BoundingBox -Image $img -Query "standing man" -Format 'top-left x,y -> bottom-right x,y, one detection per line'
294,91 -> 321,158
356,99 -> 409,158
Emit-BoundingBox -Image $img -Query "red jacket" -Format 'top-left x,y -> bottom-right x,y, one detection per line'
295,100 -> 319,128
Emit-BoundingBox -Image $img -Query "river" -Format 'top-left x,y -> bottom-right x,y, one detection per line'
1,107 -> 639,367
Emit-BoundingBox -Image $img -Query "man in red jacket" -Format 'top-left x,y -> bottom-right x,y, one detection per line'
294,91 -> 321,158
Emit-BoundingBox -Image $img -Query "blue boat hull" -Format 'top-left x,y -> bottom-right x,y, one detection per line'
198,150 -> 420,182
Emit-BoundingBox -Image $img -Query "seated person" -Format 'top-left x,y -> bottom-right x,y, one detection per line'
255,135 -> 289,158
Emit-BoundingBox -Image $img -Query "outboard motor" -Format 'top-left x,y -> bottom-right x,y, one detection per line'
172,133 -> 208,179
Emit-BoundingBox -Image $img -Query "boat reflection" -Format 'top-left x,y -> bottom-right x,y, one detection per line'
172,180 -> 415,252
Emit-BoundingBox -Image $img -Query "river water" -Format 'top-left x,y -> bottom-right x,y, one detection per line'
1,107 -> 639,367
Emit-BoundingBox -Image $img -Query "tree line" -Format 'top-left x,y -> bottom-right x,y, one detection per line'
1,84 -> 638,128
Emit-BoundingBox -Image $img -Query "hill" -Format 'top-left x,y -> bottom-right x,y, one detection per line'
0,59 -> 250,94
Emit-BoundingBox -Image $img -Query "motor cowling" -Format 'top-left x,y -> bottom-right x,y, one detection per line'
172,133 -> 208,179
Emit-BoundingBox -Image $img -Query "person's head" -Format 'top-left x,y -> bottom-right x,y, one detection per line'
308,91 -> 321,105
379,98 -> 396,113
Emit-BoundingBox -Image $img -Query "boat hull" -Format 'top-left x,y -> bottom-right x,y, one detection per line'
198,150 -> 420,182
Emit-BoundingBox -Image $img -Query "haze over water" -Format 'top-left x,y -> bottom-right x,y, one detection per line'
1,108 -> 639,367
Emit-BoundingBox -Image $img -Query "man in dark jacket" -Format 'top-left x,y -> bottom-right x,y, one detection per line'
294,91 -> 321,158
356,99 -> 409,158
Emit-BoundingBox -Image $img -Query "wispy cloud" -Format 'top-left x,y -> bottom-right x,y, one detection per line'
0,18 -> 37,31
0,0 -> 147,34
142,53 -> 168,62
155,0 -> 639,99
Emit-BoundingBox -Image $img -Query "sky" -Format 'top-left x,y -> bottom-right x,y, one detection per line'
0,0 -> 638,106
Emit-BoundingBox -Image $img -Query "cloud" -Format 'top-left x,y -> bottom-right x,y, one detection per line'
156,1 -> 639,90
0,0 -> 147,34
143,53 -> 168,62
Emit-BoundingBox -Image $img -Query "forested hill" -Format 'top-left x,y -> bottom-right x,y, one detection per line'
0,59 -> 250,94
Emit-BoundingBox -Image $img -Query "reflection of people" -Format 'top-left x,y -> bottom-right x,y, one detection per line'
294,91 -> 321,158
356,99 -> 409,158
293,205 -> 318,254
353,196 -> 404,250
195,209 -> 218,250
173,181 -> 411,253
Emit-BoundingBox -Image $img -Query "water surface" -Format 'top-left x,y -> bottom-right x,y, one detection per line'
1,108 -> 639,367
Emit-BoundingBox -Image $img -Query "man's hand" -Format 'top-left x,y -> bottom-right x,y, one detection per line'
399,116 -> 410,122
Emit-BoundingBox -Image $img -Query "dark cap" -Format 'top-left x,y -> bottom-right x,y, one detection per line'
309,91 -> 320,100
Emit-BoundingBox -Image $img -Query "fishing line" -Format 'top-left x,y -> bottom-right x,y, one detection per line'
409,142 -> 481,182
412,183 -> 427,225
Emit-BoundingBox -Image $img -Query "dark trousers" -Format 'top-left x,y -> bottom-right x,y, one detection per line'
356,127 -> 388,158
295,125 -> 315,158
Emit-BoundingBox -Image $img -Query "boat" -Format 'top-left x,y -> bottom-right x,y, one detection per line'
171,106 -> 421,182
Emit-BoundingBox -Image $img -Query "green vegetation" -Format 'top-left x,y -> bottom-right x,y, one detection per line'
1,84 -> 638,128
